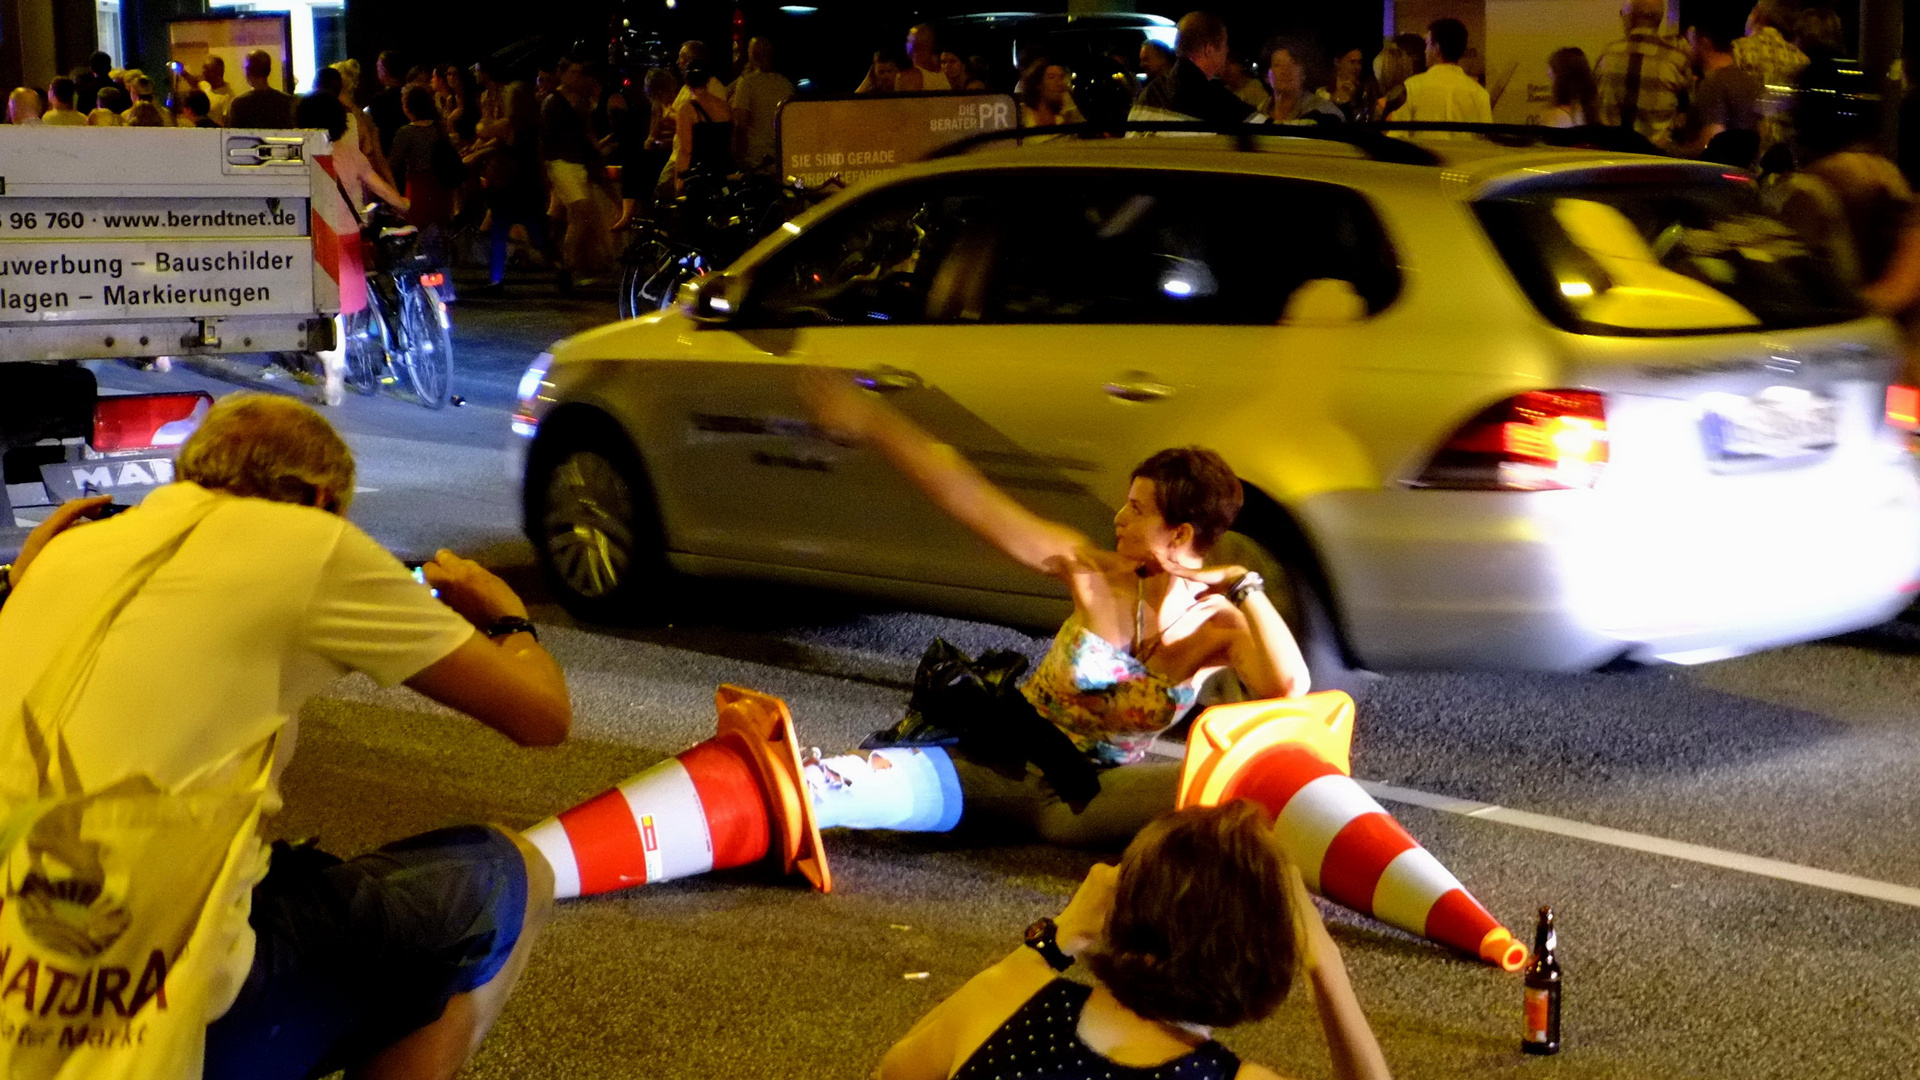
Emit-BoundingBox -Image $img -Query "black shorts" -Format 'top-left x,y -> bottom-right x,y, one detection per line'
203,825 -> 529,1080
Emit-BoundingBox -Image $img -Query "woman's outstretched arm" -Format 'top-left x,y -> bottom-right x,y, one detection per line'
799,368 -> 1098,580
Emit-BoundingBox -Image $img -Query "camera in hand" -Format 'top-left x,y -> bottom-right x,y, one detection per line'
405,561 -> 441,599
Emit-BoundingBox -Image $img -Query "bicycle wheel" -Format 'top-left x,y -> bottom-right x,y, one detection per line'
340,307 -> 385,395
397,281 -> 454,409
618,236 -> 673,319
640,253 -> 702,313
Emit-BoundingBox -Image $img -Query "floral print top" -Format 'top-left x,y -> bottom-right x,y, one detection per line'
1020,612 -> 1199,767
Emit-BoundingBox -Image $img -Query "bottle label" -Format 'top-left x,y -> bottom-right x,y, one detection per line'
1524,987 -> 1550,1041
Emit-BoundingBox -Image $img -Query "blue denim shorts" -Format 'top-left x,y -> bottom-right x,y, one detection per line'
203,824 -> 529,1080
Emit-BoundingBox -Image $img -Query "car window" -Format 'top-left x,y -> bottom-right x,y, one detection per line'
1474,173 -> 1863,335
742,181 -> 1001,328
982,171 -> 1400,324
740,169 -> 1400,328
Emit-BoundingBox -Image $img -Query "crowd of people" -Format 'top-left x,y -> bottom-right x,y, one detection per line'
0,40 -> 799,294
990,0 -> 1847,166
0,1 -> 1887,302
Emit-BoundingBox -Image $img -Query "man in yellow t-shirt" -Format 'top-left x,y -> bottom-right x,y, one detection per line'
0,395 -> 572,1080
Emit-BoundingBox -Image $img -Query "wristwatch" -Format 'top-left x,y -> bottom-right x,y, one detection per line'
1226,571 -> 1265,606
483,615 -> 538,642
1023,917 -> 1074,972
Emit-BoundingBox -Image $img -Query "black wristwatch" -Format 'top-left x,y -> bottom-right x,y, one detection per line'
1024,917 -> 1074,972
1226,571 -> 1265,607
483,615 -> 539,642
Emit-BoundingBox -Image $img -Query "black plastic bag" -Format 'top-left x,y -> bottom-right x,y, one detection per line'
863,639 -> 1101,810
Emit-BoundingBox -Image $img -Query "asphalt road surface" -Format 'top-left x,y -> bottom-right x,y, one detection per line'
13,282 -> 1920,1079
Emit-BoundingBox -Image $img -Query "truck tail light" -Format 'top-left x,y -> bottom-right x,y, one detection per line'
1413,390 -> 1608,491
1886,384 -> 1919,432
93,392 -> 213,452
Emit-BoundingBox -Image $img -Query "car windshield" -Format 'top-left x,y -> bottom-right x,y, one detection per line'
1473,173 -> 1863,336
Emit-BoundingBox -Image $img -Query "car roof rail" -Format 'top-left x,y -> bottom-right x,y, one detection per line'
930,120 -> 1443,166
1363,121 -> 1664,155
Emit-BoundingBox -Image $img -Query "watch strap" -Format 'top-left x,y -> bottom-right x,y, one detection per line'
1226,571 -> 1265,606
483,615 -> 538,641
1024,917 -> 1074,972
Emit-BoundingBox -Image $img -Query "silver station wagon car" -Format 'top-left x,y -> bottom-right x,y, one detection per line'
512,130 -> 1920,676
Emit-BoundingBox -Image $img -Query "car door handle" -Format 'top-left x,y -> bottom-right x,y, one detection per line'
1104,373 -> 1174,402
856,366 -> 923,393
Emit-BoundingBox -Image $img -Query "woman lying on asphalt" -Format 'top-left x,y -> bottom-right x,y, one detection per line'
792,366 -> 1311,848
876,802 -> 1392,1080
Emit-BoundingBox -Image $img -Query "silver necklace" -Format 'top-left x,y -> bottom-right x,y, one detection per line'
1133,575 -> 1200,663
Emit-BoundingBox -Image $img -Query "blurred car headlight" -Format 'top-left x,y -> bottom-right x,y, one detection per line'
513,352 -> 554,437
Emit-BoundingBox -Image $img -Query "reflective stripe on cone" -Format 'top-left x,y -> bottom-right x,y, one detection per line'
525,738 -> 770,899
524,684 -> 832,901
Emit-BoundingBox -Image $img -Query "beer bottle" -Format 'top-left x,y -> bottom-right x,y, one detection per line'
1522,905 -> 1561,1055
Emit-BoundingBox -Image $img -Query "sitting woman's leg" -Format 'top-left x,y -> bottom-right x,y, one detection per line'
948,756 -> 1181,849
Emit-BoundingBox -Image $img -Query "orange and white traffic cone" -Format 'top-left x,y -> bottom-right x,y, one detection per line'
1178,693 -> 1529,972
525,685 -> 831,899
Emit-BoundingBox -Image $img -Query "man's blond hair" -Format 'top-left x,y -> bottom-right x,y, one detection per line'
175,394 -> 356,512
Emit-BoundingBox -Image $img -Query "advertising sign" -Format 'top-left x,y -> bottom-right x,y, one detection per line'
779,92 -> 1019,189
169,14 -> 296,94
0,199 -> 305,241
0,239 -> 314,322
1485,0 -> 1631,125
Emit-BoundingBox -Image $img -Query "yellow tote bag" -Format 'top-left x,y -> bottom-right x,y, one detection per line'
0,502 -> 274,1080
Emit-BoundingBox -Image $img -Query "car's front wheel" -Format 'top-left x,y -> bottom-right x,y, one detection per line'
524,417 -> 674,624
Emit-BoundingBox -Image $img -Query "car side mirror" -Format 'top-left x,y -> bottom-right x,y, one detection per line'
684,274 -> 748,325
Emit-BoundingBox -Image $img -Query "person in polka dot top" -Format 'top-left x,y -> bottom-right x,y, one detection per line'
876,802 -> 1392,1080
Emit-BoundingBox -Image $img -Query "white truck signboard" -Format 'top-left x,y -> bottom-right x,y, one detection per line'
0,127 -> 346,358
0,240 -> 314,319
0,127 -> 355,528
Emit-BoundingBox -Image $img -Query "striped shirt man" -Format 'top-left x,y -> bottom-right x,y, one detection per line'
1594,28 -> 1693,145
1733,26 -> 1808,155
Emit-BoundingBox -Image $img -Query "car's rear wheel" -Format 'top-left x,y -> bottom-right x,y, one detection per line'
1209,528 -> 1361,697
524,417 -> 674,624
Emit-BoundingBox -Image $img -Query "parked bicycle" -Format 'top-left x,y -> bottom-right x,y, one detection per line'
618,173 -> 843,319
340,203 -> 457,409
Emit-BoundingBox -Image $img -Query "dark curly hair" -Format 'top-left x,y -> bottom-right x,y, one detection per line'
1085,801 -> 1297,1028
1129,447 -> 1242,554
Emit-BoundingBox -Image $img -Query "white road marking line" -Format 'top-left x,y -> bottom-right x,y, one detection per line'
1359,780 -> 1920,910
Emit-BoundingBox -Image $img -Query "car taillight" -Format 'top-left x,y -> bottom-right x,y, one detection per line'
1886,384 -> 1919,432
1413,389 -> 1608,491
93,392 -> 213,452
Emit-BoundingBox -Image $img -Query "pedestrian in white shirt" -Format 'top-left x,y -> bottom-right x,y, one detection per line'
1389,18 -> 1491,133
